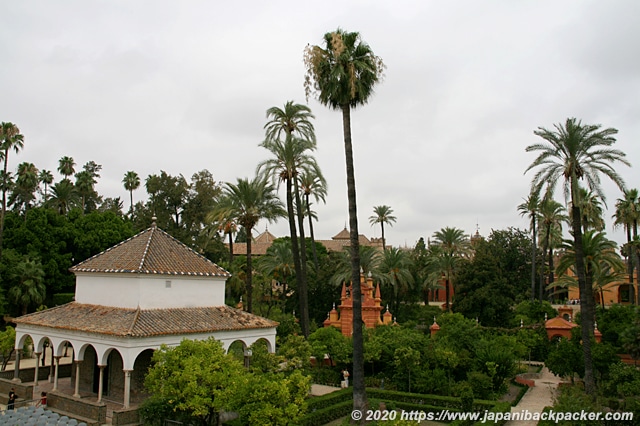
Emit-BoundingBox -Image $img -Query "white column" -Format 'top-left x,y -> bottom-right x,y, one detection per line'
73,361 -> 82,397
34,352 -> 41,387
123,370 -> 132,408
53,356 -> 61,391
97,365 -> 105,403
12,349 -> 21,382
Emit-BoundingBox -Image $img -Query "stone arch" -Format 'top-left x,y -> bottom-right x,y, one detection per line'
227,340 -> 246,361
131,349 -> 155,403
252,338 -> 273,353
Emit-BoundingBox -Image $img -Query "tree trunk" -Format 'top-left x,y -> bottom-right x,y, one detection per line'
245,228 -> 253,313
228,231 -> 234,264
571,203 -> 596,397
293,174 -> 310,338
381,222 -> 386,251
341,104 -> 366,418
285,177 -> 305,335
530,217 -> 537,302
306,193 -> 320,271
0,148 -> 9,260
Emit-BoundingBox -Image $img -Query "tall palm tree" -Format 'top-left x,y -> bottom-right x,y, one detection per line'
378,247 -> 414,314
518,192 -> 540,301
38,169 -> 54,203
299,171 -> 327,271
0,122 -> 24,259
57,156 -> 76,180
10,162 -> 39,215
256,239 -> 295,312
122,171 -> 141,215
304,28 -> 385,413
212,176 -> 285,313
525,117 -> 630,396
427,227 -> 471,312
9,257 -> 46,316
538,197 -> 568,300
257,136 -> 320,337
369,205 -> 397,251
331,245 -> 382,287
555,230 -> 626,309
613,188 -> 640,304
260,101 -> 319,337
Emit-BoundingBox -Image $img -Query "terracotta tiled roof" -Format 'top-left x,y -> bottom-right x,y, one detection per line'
15,303 -> 277,337
332,227 -> 351,240
70,224 -> 230,277
545,316 -> 578,329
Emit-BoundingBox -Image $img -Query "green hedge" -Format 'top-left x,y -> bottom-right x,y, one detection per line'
295,400 -> 353,426
366,388 -> 498,412
306,387 -> 352,411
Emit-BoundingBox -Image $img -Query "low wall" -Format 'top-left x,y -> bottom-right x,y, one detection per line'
0,377 -> 34,405
515,372 -> 541,387
112,407 -> 140,425
0,363 -> 72,383
48,391 -> 107,425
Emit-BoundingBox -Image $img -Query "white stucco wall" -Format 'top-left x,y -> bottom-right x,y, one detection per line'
74,273 -> 226,308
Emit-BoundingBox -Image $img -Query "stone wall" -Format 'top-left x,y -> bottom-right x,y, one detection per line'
47,391 -> 106,425
112,407 -> 141,425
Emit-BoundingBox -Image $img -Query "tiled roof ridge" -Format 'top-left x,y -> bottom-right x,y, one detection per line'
71,227 -> 152,271
126,306 -> 142,336
138,224 -> 156,271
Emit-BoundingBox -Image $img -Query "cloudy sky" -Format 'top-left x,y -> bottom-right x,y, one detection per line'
1,1 -> 639,248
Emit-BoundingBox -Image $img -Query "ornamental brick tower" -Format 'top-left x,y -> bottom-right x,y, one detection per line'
323,272 -> 393,337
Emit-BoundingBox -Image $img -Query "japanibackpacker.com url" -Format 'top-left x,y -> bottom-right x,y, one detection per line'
350,408 -> 634,423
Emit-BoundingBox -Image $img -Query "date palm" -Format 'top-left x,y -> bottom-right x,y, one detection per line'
613,188 -> 639,304
369,205 -> 396,251
518,192 -> 540,301
427,227 -> 471,312
538,197 -> 568,300
10,162 -> 39,215
378,247 -> 414,314
572,187 -> 605,233
0,122 -> 24,259
300,171 -> 327,271
122,170 -> 141,215
525,117 -> 630,396
212,176 -> 285,313
48,179 -> 80,215
305,28 -> 385,412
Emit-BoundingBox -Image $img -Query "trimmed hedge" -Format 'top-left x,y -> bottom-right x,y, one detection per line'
295,400 -> 353,426
366,388 -> 498,412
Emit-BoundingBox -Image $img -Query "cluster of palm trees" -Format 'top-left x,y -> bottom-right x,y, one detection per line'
525,117 -> 631,397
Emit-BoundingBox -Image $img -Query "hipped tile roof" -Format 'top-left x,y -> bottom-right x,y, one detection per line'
70,223 -> 230,277
15,303 -> 277,337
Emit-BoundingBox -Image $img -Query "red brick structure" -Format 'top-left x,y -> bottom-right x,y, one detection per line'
324,273 -> 393,337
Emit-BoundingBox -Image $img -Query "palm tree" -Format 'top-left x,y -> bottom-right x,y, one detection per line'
257,136 -> 320,337
264,101 -> 316,144
8,257 -> 46,316
369,205 -> 396,251
525,117 -> 630,396
58,156 -> 76,180
0,122 -> 25,259
332,245 -> 382,287
518,192 -> 540,301
122,171 -> 141,214
48,179 -> 79,215
426,227 -> 471,312
304,28 -> 385,413
613,188 -> 640,304
378,247 -> 414,314
299,171 -> 327,271
38,169 -> 54,203
10,162 -> 39,215
538,197 -> 568,300
572,187 -> 605,233
555,231 -> 626,309
212,176 -> 285,313
256,239 -> 295,312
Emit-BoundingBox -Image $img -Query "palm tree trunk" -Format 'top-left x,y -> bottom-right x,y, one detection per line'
445,277 -> 451,312
381,222 -> 386,251
571,203 -> 596,397
228,232 -> 234,264
285,178 -> 306,335
341,103 -> 366,415
530,218 -> 536,302
0,148 -> 9,260
246,228 -> 254,313
129,189 -> 134,215
305,193 -> 319,271
293,175 -> 310,338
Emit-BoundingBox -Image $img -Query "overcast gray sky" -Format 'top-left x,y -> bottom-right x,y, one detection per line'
1,1 -> 639,248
